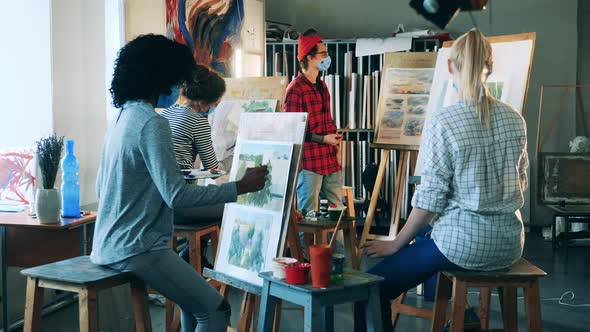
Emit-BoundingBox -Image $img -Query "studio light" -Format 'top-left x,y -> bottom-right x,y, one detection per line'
409,0 -> 489,29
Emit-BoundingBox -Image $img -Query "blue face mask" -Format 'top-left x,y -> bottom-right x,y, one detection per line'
157,85 -> 180,108
204,105 -> 216,115
318,56 -> 332,71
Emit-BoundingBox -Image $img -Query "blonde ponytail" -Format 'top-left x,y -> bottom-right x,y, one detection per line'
450,29 -> 495,127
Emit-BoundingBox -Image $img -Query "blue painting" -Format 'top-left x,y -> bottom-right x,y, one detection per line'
166,0 -> 244,76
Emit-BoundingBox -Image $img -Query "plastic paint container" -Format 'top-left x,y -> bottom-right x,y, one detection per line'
285,262 -> 311,285
309,245 -> 333,288
272,257 -> 298,279
331,253 -> 345,280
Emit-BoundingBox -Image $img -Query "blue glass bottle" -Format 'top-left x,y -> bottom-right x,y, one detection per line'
61,140 -> 80,218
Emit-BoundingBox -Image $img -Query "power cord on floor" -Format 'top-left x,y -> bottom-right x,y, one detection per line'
466,290 -> 590,308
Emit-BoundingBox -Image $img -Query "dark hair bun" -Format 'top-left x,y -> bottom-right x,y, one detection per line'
182,65 -> 226,104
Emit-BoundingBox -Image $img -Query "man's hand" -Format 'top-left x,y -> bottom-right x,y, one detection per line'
361,239 -> 401,258
323,133 -> 343,146
236,166 -> 269,195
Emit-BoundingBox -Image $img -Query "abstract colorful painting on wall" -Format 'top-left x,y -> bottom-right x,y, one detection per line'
0,148 -> 36,207
166,0 -> 244,76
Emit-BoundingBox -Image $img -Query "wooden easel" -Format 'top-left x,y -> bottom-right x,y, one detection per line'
204,112 -> 307,332
199,208 -> 302,332
359,146 -> 418,249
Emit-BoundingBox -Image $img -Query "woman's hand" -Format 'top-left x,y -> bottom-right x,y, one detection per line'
362,240 -> 401,258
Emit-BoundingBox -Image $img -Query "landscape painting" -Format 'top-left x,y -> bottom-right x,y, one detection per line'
215,204 -> 283,286
230,139 -> 293,212
241,99 -> 278,113
376,67 -> 434,146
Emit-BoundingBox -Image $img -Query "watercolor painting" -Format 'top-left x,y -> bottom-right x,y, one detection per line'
241,99 -> 278,113
166,0 -> 244,76
376,68 -> 434,145
385,96 -> 405,109
230,140 -> 293,212
403,117 -> 425,136
386,68 -> 434,95
216,204 -> 283,286
211,99 -> 279,162
407,95 -> 429,115
382,110 -> 405,129
0,148 -> 36,207
227,211 -> 270,271
487,81 -> 505,100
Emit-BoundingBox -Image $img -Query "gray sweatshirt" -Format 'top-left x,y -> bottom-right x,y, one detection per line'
90,101 -> 237,265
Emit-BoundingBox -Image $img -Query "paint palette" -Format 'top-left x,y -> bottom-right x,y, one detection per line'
182,169 -> 226,180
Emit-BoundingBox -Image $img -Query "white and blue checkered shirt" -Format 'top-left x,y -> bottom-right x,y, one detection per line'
412,101 -> 528,271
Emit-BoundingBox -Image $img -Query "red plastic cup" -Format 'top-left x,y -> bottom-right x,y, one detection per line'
285,262 -> 311,285
309,245 -> 333,288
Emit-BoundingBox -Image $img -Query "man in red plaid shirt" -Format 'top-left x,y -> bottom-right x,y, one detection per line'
285,29 -> 343,214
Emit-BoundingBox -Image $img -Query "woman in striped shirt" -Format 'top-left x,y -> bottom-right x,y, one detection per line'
161,65 -> 227,171
161,66 -> 229,276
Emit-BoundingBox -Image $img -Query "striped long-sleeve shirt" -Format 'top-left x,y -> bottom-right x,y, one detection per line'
161,104 -> 220,170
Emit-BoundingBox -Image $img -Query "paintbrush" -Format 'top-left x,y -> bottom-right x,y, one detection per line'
226,142 -> 236,152
328,209 -> 345,249
337,124 -> 350,133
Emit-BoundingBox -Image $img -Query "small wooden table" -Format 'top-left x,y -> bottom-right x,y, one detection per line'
297,216 -> 360,269
257,271 -> 384,332
0,211 -> 96,331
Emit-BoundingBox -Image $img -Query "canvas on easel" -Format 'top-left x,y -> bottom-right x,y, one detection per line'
360,52 -> 437,245
362,34 -> 536,247
213,112 -> 307,287
415,32 -> 536,175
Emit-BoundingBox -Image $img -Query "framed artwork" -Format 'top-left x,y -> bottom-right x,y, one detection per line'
0,147 -> 36,207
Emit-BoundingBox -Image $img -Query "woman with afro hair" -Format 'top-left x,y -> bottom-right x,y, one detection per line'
91,34 -> 268,332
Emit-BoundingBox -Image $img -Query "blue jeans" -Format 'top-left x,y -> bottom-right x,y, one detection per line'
109,249 -> 230,332
297,170 -> 343,213
354,229 -> 461,332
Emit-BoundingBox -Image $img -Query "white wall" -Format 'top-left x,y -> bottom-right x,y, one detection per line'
52,0 -> 108,206
0,0 -> 53,148
579,1 -> 590,133
124,0 -> 166,41
267,0 -> 580,225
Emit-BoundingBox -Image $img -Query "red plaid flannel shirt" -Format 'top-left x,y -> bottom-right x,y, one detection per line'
284,73 -> 341,175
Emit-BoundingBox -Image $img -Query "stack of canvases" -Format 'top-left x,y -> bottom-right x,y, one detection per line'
214,138 -> 294,286
321,50 -> 385,200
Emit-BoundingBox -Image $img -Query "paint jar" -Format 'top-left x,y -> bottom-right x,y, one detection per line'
272,257 -> 298,279
331,253 -> 345,280
309,245 -> 333,288
285,263 -> 311,285
319,199 -> 329,215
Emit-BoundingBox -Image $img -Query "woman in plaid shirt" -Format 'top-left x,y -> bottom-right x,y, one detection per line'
285,29 -> 344,214
356,29 -> 529,331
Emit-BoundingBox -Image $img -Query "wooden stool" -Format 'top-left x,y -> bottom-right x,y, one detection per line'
257,271 -> 384,332
21,256 -> 152,332
431,258 -> 547,332
298,186 -> 360,269
391,258 -> 546,332
172,221 -> 221,273
166,221 -> 221,332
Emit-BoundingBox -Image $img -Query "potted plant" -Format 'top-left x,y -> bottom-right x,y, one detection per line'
35,134 -> 64,224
